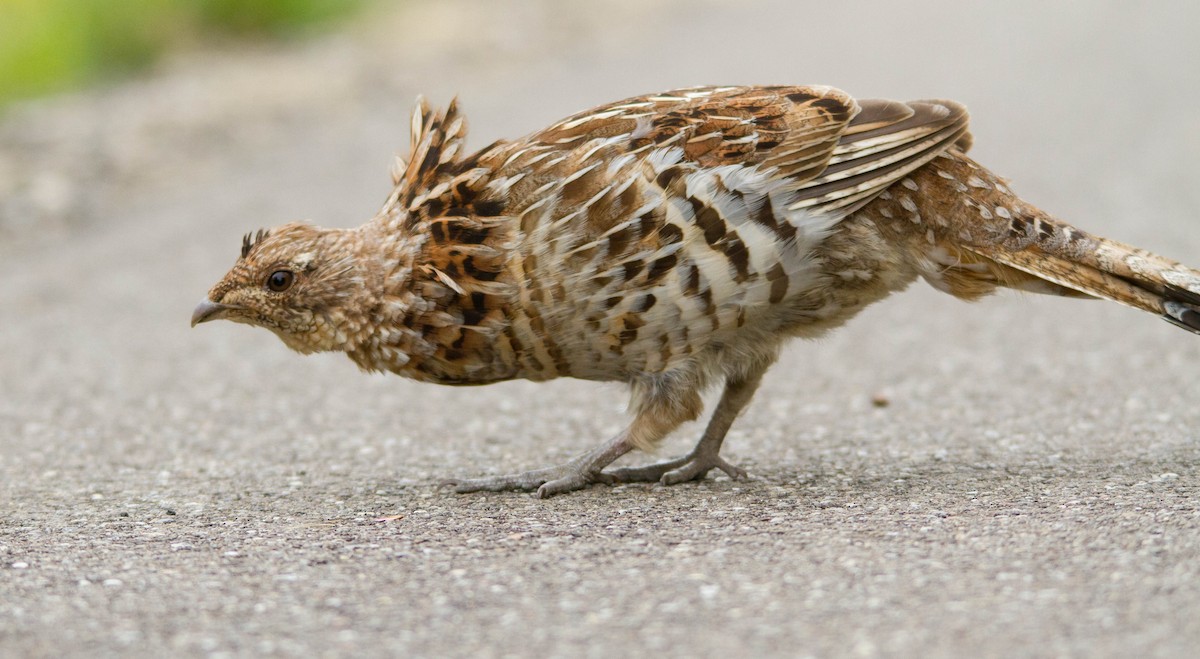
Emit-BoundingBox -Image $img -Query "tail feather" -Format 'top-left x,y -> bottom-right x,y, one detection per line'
1055,234 -> 1200,335
965,227 -> 1200,336
1164,285 -> 1200,332
894,149 -> 1200,335
1165,282 -> 1200,307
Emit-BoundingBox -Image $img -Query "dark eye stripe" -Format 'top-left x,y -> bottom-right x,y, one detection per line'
266,270 -> 295,292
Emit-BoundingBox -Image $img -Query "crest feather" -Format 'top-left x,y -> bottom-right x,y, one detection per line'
241,228 -> 270,259
389,97 -> 470,212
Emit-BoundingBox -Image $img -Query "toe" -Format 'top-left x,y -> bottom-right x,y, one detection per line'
536,476 -> 584,498
661,463 -> 708,485
536,470 -> 613,498
448,473 -> 549,493
659,455 -> 748,486
606,457 -> 689,483
714,458 -> 747,481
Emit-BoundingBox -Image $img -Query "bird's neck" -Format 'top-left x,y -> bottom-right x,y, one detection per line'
339,220 -> 435,376
344,215 -> 522,384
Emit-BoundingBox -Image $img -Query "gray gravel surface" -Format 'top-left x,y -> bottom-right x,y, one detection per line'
2,1 -> 1199,657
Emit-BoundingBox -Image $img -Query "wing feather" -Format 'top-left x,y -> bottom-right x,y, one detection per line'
794,99 -> 971,213
527,86 -> 970,219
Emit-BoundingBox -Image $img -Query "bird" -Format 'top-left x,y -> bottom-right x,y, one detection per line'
192,85 -> 1200,498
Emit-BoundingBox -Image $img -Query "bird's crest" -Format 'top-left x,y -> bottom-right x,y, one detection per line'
241,228 -> 270,259
388,96 -> 471,208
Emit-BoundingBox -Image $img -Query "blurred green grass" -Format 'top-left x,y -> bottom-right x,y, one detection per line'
0,0 -> 367,106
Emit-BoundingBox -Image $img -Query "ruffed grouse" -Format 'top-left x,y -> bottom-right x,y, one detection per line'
193,86 -> 1200,497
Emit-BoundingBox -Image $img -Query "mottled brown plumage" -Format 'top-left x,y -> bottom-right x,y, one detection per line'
193,85 -> 1200,497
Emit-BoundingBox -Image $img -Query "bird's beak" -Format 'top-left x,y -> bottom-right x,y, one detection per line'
191,299 -> 237,327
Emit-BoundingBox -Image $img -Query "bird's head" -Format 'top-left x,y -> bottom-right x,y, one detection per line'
192,222 -> 379,354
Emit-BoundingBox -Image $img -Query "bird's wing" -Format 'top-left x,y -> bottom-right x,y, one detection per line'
533,85 -> 972,217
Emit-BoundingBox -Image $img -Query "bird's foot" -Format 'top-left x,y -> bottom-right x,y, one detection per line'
607,449 -> 747,486
445,458 -> 616,498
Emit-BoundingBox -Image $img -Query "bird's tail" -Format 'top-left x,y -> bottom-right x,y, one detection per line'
964,214 -> 1200,335
889,150 -> 1200,334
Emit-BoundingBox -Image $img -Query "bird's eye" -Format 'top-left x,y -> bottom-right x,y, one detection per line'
266,270 -> 295,292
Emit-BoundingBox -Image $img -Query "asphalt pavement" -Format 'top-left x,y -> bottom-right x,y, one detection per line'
2,1 -> 1199,657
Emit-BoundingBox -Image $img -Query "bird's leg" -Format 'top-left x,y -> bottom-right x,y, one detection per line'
607,365 -> 767,486
447,383 -> 702,498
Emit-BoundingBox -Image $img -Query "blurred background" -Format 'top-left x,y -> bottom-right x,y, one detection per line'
2,2 -> 1199,656
0,0 -> 366,106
